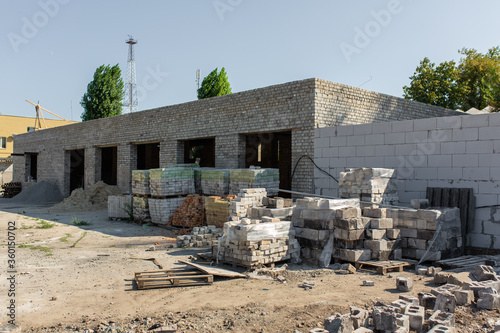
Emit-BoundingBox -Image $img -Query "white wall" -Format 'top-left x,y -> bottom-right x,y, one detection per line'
313,113 -> 500,249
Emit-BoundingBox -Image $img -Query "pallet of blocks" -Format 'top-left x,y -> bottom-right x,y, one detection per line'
133,196 -> 150,223
149,167 -> 196,196
339,167 -> 399,205
216,219 -> 300,268
169,194 -> 205,228
200,168 -> 230,196
149,197 -> 185,225
132,170 -> 150,195
247,196 -> 294,220
229,188 -> 267,219
229,168 -> 279,196
205,195 -> 237,228
108,194 -> 133,220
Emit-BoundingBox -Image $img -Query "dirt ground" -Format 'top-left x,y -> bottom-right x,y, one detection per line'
1,198 -> 499,332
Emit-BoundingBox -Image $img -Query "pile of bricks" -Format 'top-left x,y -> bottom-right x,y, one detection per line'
133,196 -> 150,223
108,194 -> 132,220
385,207 -> 462,261
149,167 -> 196,196
216,219 -> 299,268
229,188 -> 267,219
176,226 -> 223,248
205,195 -> 237,227
229,168 -> 279,196
292,197 -> 362,264
339,167 -> 398,205
132,170 -> 150,195
199,168 -> 230,196
247,197 -> 294,221
149,197 -> 185,225
169,194 -> 205,228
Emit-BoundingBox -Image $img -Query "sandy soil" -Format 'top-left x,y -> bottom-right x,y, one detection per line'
0,198 -> 499,332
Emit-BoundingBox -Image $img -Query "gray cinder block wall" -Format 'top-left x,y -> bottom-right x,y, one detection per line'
13,78 -> 461,197
314,113 -> 500,249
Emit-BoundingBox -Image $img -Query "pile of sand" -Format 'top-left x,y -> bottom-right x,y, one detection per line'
9,181 -> 64,204
50,181 -> 122,212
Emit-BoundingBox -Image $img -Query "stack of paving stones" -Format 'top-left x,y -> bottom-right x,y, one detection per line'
385,207 -> 462,261
169,194 -> 205,228
313,265 -> 500,332
361,207 -> 400,261
216,218 -> 299,268
176,225 -> 223,248
132,196 -> 150,223
131,170 -> 150,195
200,168 -> 230,196
229,188 -> 267,219
229,168 -> 279,196
338,167 -> 399,205
149,197 -> 185,225
247,197 -> 294,221
205,195 -> 237,228
149,167 -> 196,196
107,194 -> 133,220
292,197 -> 361,264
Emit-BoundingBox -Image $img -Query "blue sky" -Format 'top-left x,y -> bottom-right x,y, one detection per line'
1,0 -> 499,121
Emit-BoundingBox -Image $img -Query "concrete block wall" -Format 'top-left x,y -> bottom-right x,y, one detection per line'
313,113 -> 500,249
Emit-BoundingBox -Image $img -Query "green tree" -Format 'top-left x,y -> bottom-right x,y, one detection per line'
81,64 -> 124,121
403,46 -> 500,110
457,47 -> 500,110
403,58 -> 465,109
483,68 -> 500,111
197,67 -> 232,99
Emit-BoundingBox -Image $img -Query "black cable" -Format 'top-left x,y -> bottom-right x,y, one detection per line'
291,155 -> 338,183
476,204 -> 500,209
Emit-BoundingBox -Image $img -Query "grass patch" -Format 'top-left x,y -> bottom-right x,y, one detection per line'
60,233 -> 72,243
18,244 -> 52,253
71,217 -> 91,226
20,223 -> 34,230
70,232 -> 87,248
36,220 -> 56,229
108,245 -> 116,248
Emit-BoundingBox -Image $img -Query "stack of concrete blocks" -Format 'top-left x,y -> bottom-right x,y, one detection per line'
228,188 -> 267,219
229,168 -> 279,196
216,219 -> 299,268
205,195 -> 236,228
362,207 -> 400,261
338,167 -> 399,205
247,197 -> 294,221
131,170 -> 150,195
149,197 -> 185,225
149,167 -> 196,196
176,226 -> 223,248
200,168 -> 230,196
133,196 -> 150,223
386,207 -> 462,261
292,197 -> 361,264
107,194 -> 132,220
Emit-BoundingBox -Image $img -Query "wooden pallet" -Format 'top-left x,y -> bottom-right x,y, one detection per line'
135,268 -> 213,289
354,260 -> 411,275
435,255 -> 488,270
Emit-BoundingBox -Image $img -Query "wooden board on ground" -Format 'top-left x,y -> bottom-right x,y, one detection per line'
435,255 -> 488,270
135,268 -> 213,289
354,260 -> 411,275
179,260 -> 246,278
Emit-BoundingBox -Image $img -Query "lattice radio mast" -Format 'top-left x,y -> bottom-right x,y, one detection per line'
123,35 -> 138,113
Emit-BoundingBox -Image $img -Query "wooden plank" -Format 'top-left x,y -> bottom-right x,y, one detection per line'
442,188 -> 451,208
179,260 -> 246,278
450,188 -> 460,208
467,190 -> 476,235
433,188 -> 443,207
426,187 -> 433,204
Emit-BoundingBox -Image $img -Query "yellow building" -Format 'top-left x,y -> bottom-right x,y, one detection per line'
0,115 -> 78,159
